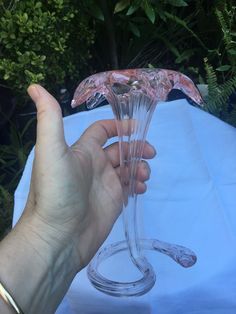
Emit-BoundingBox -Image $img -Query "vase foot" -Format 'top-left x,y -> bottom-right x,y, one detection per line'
87,239 -> 197,297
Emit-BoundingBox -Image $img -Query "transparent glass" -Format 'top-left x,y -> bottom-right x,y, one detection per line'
72,69 -> 202,297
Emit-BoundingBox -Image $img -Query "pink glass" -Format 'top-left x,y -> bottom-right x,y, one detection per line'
72,68 -> 203,297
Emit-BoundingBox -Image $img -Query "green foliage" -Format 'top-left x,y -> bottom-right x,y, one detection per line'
0,0 -> 94,102
0,185 -> 13,239
214,4 -> 236,80
0,116 -> 36,239
201,2 -> 236,126
83,0 -> 197,70
204,58 -> 236,126
114,0 -> 189,22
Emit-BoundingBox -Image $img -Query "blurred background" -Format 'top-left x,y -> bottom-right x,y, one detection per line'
0,0 -> 236,238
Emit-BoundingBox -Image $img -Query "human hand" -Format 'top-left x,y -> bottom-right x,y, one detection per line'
22,84 -> 156,272
0,84 -> 156,313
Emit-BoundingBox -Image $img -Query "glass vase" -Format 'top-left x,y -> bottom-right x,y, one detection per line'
72,69 -> 202,297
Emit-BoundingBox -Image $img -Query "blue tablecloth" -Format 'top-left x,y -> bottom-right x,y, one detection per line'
13,99 -> 236,314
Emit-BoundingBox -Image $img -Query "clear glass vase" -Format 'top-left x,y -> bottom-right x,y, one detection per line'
72,69 -> 202,297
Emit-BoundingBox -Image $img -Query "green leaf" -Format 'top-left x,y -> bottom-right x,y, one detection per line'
23,13 -> 28,22
0,158 -> 6,165
114,0 -> 130,13
3,73 -> 9,80
89,3 -> 104,21
143,3 -> 155,23
126,2 -> 141,15
216,65 -> 231,72
35,2 -> 42,9
128,22 -> 140,37
0,32 -> 8,39
228,49 -> 236,55
175,49 -> 195,64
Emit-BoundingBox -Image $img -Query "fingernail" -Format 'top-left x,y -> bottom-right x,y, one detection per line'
151,145 -> 157,155
147,142 -> 156,156
27,84 -> 40,102
142,160 -> 151,172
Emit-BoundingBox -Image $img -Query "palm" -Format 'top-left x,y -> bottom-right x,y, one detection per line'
75,140 -> 123,221
28,124 -> 123,267
70,141 -> 123,265
70,134 -> 123,227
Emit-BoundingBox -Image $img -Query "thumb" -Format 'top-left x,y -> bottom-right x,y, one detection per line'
27,84 -> 66,150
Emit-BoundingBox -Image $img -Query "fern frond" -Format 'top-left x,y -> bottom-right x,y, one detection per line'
204,58 -> 218,95
218,76 -> 236,106
203,58 -> 236,118
216,8 -> 229,32
215,5 -> 234,51
204,58 -> 220,114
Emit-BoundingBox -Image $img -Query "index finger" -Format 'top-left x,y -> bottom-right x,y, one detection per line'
80,119 -> 118,146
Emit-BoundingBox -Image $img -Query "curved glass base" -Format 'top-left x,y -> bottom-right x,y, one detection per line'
87,239 -> 197,297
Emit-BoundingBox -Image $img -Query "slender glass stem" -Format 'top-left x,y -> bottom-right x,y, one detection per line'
115,92 -> 156,293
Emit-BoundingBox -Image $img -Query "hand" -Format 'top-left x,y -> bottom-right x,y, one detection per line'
0,84 -> 156,314
23,84 -> 156,272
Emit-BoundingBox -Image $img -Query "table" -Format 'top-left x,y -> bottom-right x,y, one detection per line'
13,99 -> 236,313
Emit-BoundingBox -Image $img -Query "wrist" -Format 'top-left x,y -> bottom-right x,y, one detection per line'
20,212 -> 79,272
0,213 -> 78,313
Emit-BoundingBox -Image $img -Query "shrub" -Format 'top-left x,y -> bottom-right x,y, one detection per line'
0,0 -> 95,103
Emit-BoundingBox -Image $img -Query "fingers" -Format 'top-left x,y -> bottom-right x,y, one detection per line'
104,138 -> 155,195
27,84 -> 66,150
135,182 -> 147,194
79,120 -> 118,147
79,119 -> 150,148
115,160 -> 150,194
116,160 -> 150,181
104,141 -> 156,168
136,160 -> 151,181
115,172 -> 147,194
